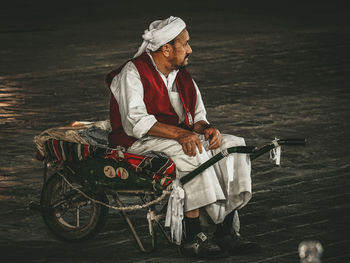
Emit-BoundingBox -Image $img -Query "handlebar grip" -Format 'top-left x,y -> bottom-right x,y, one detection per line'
277,138 -> 306,146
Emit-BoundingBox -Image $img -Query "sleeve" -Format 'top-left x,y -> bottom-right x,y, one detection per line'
192,80 -> 209,124
110,62 -> 157,139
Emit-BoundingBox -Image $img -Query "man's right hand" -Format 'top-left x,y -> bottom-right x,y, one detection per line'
176,131 -> 203,157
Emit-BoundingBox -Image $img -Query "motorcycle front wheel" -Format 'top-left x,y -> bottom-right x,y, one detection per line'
40,172 -> 109,241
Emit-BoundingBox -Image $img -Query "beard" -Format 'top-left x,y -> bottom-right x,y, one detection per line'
173,54 -> 190,70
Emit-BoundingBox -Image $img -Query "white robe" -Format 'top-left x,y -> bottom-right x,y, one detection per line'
111,52 -> 252,223
127,134 -> 251,223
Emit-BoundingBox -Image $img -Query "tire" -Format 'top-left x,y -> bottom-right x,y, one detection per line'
40,173 -> 109,241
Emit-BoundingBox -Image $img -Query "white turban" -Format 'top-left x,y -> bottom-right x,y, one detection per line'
134,16 -> 186,58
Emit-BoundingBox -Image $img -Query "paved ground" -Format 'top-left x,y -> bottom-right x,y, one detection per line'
1,1 -> 349,262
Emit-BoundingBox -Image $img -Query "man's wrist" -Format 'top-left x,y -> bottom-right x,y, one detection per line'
193,121 -> 214,134
202,123 -> 214,130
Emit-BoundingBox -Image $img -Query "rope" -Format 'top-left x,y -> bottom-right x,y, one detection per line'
56,171 -> 171,211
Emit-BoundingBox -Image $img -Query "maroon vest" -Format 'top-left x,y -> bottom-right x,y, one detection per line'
108,52 -> 197,148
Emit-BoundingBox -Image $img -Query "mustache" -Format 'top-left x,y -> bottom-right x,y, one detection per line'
185,53 -> 190,59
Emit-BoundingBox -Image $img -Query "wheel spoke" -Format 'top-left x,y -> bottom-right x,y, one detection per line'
78,208 -> 92,216
76,208 -> 80,227
56,208 -> 69,219
51,199 -> 68,209
41,173 -> 108,240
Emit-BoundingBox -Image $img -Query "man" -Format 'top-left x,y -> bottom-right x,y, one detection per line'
108,16 -> 257,258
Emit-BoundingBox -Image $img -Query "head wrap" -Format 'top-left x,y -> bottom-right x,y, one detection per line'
134,16 -> 186,58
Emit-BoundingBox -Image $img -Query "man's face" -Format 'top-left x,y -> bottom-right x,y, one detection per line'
168,29 -> 192,70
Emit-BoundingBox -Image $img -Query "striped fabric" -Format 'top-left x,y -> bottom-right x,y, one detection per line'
42,139 -> 176,189
44,139 -> 92,162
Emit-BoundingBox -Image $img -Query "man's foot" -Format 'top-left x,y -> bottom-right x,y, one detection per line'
180,232 -> 228,259
213,231 -> 261,254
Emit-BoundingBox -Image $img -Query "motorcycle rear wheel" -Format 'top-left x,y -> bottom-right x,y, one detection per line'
40,173 -> 109,241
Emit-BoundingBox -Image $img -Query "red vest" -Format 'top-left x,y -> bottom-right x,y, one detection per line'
108,52 -> 197,148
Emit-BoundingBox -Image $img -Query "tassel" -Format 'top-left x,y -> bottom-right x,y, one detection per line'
270,138 -> 281,166
165,179 -> 185,245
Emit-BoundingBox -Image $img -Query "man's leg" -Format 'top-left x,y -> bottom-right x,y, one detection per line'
181,208 -> 227,258
213,210 -> 236,237
183,209 -> 201,240
213,210 -> 260,254
209,134 -> 260,253
128,136 -> 226,213
128,137 -> 227,258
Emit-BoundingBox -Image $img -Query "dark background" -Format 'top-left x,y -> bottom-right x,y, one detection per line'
1,1 -> 349,262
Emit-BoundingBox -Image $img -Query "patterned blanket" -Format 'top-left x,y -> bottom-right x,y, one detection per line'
41,138 -> 175,189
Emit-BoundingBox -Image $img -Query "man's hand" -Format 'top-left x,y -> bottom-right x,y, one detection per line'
193,121 -> 222,150
204,127 -> 221,150
176,131 -> 203,157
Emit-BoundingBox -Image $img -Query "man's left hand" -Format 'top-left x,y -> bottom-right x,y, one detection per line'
204,127 -> 221,150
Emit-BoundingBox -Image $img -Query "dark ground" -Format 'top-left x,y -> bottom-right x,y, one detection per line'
0,1 -> 349,262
